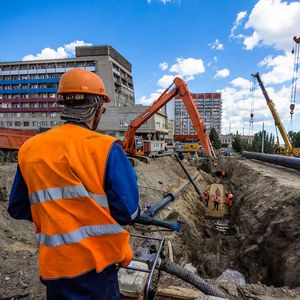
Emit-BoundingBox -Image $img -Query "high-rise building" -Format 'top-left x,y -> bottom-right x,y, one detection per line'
0,45 -> 135,129
174,92 -> 222,140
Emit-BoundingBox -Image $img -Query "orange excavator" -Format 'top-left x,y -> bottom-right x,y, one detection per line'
122,77 -> 215,158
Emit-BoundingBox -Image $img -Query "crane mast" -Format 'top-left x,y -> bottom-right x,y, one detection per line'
251,72 -> 293,150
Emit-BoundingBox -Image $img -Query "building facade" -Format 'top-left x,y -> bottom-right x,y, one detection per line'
100,105 -> 168,141
0,45 -> 135,130
174,93 -> 222,140
220,133 -> 254,148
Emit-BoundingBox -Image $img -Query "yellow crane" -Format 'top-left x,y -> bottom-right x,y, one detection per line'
251,72 -> 300,156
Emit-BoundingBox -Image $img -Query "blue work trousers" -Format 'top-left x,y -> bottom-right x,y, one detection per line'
42,265 -> 120,300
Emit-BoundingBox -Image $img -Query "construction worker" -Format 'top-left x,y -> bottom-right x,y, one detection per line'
225,191 -> 229,207
8,68 -> 140,300
213,194 -> 220,211
204,189 -> 209,208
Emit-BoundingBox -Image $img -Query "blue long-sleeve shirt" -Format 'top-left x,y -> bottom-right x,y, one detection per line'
8,139 -> 140,226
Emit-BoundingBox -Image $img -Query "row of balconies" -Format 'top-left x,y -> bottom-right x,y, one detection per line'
0,107 -> 63,112
0,66 -> 95,76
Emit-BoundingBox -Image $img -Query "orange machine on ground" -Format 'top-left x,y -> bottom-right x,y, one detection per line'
0,128 -> 37,162
122,77 -> 215,158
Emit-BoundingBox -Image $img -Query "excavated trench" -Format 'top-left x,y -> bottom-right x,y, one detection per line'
0,156 -> 299,299
169,156 -> 300,290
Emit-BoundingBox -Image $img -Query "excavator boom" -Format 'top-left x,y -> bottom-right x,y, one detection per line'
122,77 -> 215,157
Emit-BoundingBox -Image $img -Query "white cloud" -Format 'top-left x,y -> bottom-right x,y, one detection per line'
243,0 -> 300,51
231,77 -> 251,89
64,40 -> 92,55
207,56 -> 217,67
22,47 -> 68,61
220,83 -> 295,135
142,56 -> 205,105
139,89 -> 165,105
22,40 -> 92,61
157,75 -> 175,88
210,39 -> 224,50
214,68 -> 230,79
169,57 -> 205,79
230,11 -> 247,39
259,52 -> 294,85
159,62 -> 168,71
243,31 -> 260,50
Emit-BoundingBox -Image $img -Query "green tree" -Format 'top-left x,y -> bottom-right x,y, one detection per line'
232,134 -> 252,153
288,131 -> 300,147
251,130 -> 275,153
209,128 -> 221,149
232,135 -> 242,153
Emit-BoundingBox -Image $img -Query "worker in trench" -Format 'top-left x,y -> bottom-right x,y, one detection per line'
213,188 -> 221,210
8,69 -> 140,300
204,189 -> 210,207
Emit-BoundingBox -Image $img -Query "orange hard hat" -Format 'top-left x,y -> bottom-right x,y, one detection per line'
57,68 -> 110,102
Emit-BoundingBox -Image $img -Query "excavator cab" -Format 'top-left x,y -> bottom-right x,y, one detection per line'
135,136 -> 144,156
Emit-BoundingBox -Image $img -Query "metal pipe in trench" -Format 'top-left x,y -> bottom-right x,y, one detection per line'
242,151 -> 300,170
174,153 -> 201,195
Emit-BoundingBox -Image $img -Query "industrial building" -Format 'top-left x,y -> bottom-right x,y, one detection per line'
100,105 -> 168,141
0,45 -> 135,130
174,92 -> 222,140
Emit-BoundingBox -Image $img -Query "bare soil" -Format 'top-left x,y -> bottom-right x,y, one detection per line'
0,156 -> 299,299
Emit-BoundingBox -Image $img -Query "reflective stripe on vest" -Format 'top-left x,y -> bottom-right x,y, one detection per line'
36,224 -> 125,247
29,184 -> 108,208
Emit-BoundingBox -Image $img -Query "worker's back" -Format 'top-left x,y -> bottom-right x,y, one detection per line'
18,123 -> 133,280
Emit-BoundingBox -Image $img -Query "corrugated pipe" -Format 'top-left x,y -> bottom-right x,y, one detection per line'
242,151 -> 300,170
143,194 -> 175,217
160,260 -> 227,298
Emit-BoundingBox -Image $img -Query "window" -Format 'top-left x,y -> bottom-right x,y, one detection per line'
23,121 -> 30,127
6,121 -> 13,127
15,121 -> 21,126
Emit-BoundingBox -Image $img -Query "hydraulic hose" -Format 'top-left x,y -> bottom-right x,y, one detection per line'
135,215 -> 182,232
160,260 -> 227,299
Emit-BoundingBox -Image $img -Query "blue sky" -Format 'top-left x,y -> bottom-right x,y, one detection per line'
1,0 -> 300,138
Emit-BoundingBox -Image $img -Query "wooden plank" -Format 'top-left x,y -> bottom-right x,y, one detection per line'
157,286 -> 204,299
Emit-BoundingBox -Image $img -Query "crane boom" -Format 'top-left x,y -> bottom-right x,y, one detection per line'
122,77 -> 215,157
251,72 -> 293,150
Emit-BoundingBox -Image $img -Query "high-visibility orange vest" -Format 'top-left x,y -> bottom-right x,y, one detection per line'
18,124 -> 133,280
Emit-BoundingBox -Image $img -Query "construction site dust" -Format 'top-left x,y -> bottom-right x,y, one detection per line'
0,156 -> 299,299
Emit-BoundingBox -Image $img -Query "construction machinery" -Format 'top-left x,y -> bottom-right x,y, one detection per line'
0,127 -> 37,162
290,36 -> 300,119
122,77 -> 215,158
251,72 -> 300,156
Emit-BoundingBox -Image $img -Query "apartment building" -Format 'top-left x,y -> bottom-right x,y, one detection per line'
174,92 -> 222,140
0,45 -> 135,130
